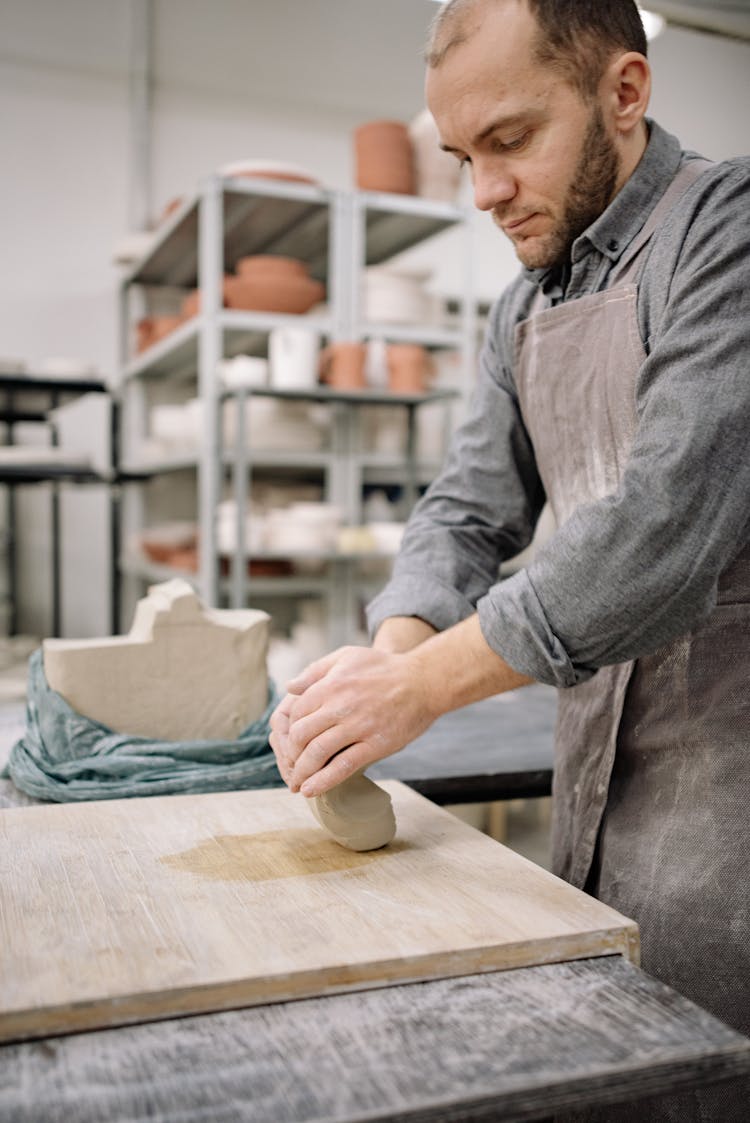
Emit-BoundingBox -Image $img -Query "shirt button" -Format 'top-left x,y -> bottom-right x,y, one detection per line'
607,238 -> 619,252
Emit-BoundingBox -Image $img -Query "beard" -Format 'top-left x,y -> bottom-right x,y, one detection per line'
495,105 -> 621,270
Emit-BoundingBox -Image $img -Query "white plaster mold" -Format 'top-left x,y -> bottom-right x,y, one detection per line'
43,579 -> 270,742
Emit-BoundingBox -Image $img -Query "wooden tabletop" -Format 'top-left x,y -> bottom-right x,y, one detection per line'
1,956 -> 748,1122
371,683 -> 556,803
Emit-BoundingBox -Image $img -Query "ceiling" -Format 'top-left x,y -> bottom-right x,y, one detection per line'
648,1 -> 750,40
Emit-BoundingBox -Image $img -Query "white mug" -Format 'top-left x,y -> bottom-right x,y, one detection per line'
268,328 -> 320,390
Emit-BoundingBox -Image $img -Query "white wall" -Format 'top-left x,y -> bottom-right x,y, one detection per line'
0,1 -> 748,637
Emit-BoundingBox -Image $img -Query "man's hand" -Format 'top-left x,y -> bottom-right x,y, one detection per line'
269,645 -> 439,797
269,614 -> 534,798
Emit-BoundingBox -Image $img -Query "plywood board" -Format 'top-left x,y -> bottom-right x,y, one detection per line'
0,782 -> 639,1043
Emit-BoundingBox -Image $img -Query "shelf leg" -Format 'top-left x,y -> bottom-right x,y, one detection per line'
197,177 -> 224,607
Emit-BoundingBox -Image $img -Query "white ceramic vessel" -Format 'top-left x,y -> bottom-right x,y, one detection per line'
269,327 -> 321,389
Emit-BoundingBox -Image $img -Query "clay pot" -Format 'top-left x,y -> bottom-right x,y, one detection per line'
167,548 -> 199,572
387,343 -> 430,394
150,315 -> 183,343
320,342 -> 367,390
135,318 -> 155,354
354,120 -> 416,195
181,285 -> 230,320
223,274 -> 324,315
160,196 -> 184,223
219,160 -> 319,186
236,256 -> 309,280
140,524 -> 198,565
135,315 -> 183,353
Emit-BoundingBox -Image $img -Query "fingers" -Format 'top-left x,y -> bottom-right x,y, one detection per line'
288,724 -> 359,792
298,743 -> 372,798
270,682 -> 353,787
269,692 -> 299,786
285,649 -> 342,695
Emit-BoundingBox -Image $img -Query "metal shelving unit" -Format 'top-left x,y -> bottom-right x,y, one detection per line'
117,176 -> 474,642
0,372 -> 118,636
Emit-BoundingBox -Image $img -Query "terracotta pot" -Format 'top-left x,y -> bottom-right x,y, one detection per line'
160,196 -> 184,223
135,318 -> 155,354
167,547 -> 199,572
354,120 -> 416,195
387,343 -> 430,394
236,170 -> 317,186
150,315 -> 183,343
236,255 -> 309,280
181,286 -> 230,319
223,274 -> 324,315
320,342 -> 367,390
219,160 -> 319,186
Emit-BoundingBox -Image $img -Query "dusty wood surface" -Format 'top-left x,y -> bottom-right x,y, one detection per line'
1,957 -> 749,1123
0,781 -> 637,1043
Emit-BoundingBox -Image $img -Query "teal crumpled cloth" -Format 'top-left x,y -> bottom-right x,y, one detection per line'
2,649 -> 283,802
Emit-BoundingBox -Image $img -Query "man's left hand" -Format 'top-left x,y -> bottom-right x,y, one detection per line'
269,645 -> 437,797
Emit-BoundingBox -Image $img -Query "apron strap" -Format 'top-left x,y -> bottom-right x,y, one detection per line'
609,157 -> 714,286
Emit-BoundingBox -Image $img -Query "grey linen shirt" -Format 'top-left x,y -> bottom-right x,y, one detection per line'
367,122 -> 750,688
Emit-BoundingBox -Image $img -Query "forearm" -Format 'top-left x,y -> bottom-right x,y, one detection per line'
372,616 -> 437,653
404,612 -> 533,716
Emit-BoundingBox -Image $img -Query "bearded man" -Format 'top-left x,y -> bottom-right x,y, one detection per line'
270,3 -> 749,1117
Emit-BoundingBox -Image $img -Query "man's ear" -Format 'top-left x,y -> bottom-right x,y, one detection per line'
604,51 -> 651,136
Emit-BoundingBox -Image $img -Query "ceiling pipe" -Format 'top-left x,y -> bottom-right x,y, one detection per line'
128,0 -> 154,231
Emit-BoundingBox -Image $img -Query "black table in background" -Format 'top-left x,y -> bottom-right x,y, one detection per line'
372,682 -> 556,804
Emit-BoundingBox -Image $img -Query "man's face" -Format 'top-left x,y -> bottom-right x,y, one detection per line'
426,0 -> 622,269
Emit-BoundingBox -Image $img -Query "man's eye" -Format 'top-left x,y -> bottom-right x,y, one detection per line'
458,155 -> 472,168
504,132 -> 530,151
492,132 -> 530,153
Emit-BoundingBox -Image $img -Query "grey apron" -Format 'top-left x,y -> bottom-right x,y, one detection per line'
514,160 -> 750,1121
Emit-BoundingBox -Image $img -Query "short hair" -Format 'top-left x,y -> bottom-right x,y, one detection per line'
426,0 -> 648,97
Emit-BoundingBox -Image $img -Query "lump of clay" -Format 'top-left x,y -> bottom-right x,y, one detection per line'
43,579 -> 270,742
308,771 -> 396,851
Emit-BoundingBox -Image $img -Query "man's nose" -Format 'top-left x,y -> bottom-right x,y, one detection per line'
472,162 -> 517,212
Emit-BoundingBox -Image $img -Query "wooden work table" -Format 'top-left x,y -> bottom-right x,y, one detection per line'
1,696 -> 748,1120
1,956 -> 748,1122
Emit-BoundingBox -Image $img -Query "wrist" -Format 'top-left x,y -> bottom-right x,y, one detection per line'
403,614 -> 533,716
372,616 -> 437,654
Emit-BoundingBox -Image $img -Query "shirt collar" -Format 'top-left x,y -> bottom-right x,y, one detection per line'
523,119 -> 684,291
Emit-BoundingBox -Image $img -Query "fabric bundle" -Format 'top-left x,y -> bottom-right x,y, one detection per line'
2,649 -> 282,802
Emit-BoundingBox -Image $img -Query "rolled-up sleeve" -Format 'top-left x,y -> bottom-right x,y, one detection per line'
478,161 -> 750,686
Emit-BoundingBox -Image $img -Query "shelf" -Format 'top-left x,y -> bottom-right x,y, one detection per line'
123,182 -> 463,291
220,386 -> 459,406
120,557 -> 336,597
122,319 -> 200,382
356,322 -> 463,349
125,177 -> 333,289
122,314 -> 458,385
0,464 -> 110,485
0,373 -> 109,414
122,311 -> 333,383
121,450 -> 333,478
359,192 -> 466,266
117,177 -> 472,626
359,456 -> 443,486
